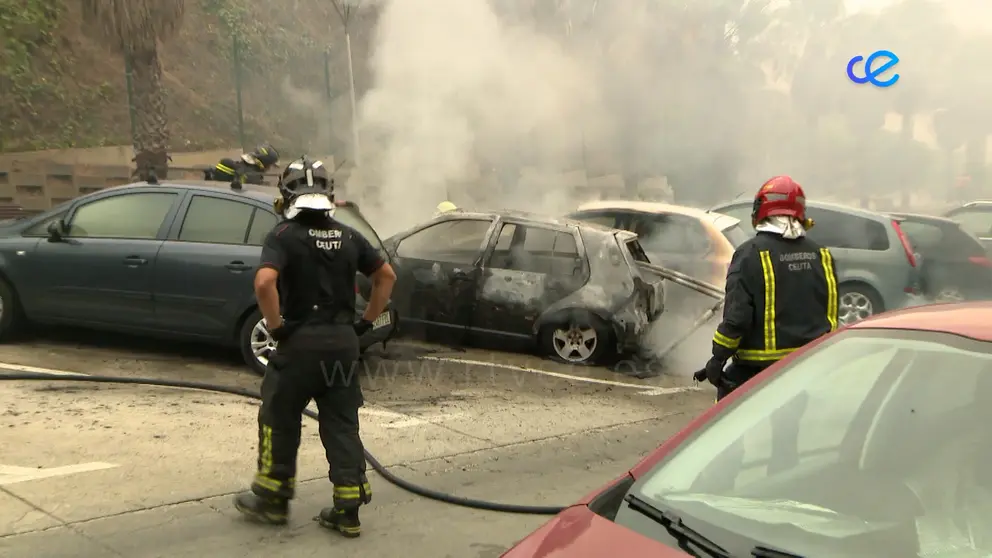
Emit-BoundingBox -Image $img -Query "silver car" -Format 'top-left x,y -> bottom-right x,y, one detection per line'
710,199 -> 919,325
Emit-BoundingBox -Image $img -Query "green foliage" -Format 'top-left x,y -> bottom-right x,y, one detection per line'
201,0 -> 320,71
0,0 -> 129,150
0,0 -> 59,93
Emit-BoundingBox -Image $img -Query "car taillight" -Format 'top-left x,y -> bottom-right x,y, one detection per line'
892,220 -> 917,267
969,255 -> 992,268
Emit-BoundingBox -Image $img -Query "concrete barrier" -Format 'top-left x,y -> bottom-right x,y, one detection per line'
0,161 -> 134,211
0,161 -> 287,212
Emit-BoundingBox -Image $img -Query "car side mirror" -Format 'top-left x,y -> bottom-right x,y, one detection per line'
47,219 -> 66,242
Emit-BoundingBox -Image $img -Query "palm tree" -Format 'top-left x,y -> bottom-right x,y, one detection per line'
82,0 -> 186,179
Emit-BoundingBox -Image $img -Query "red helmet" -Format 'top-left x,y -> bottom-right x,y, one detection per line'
752,175 -> 807,226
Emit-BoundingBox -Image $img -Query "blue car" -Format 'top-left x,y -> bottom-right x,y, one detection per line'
0,179 -> 397,375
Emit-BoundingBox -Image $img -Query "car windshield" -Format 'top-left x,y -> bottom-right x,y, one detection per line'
632,328 -> 992,557
334,205 -> 383,250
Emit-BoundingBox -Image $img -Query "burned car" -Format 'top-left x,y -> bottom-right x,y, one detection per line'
381,210 -> 665,364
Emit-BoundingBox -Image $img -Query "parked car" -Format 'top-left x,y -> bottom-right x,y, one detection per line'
889,212 -> 992,302
710,199 -> 918,325
565,201 -> 749,288
944,200 -> 992,253
381,210 -> 665,364
0,179 -> 397,375
503,301 -> 992,557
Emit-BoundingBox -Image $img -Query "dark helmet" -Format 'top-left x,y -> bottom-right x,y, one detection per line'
250,143 -> 280,169
275,156 -> 334,217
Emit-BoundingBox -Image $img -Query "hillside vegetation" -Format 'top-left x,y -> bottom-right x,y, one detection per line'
0,0 -> 374,154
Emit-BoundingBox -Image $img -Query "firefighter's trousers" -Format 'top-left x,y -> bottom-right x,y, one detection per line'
252,341 -> 371,510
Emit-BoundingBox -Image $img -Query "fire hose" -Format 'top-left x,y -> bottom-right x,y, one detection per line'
0,267 -> 723,516
635,262 -> 725,359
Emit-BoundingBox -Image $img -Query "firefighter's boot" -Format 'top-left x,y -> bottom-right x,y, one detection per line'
316,506 -> 361,538
233,491 -> 289,525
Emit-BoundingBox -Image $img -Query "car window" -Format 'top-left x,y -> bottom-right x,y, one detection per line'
246,209 -> 279,246
68,192 -> 177,239
896,220 -> 943,251
334,205 -> 383,250
635,214 -> 710,255
23,210 -> 68,237
178,195 -> 255,244
721,223 -> 750,248
632,329 -> 992,557
395,218 -> 492,264
806,208 -> 890,251
714,204 -> 753,232
948,208 -> 992,238
488,224 -> 583,276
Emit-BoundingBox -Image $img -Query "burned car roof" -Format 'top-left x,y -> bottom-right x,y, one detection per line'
451,208 -> 617,229
386,209 -> 629,245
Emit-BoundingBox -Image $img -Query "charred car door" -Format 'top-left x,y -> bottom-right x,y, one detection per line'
472,222 -> 587,341
389,217 -> 496,334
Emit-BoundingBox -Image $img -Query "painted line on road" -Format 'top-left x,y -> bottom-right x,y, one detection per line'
0,362 -> 90,376
382,412 -> 468,429
418,356 -> 699,395
1,362 -> 455,430
311,402 -> 463,430
0,462 -> 119,485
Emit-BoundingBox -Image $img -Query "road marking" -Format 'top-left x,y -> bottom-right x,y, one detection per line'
382,412 -> 467,429
308,402 -> 461,429
419,356 -> 699,395
1,364 -> 452,431
0,463 -> 119,485
0,362 -> 89,376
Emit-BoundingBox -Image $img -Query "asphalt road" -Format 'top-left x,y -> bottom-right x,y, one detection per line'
0,328 -> 715,557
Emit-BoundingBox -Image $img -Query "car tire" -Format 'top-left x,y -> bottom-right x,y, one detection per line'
838,283 -> 883,326
238,309 -> 275,377
0,278 -> 23,341
238,309 -> 378,376
539,314 -> 612,365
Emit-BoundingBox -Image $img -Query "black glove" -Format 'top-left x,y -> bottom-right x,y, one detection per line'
269,325 -> 291,342
353,319 -> 374,337
694,357 -> 725,387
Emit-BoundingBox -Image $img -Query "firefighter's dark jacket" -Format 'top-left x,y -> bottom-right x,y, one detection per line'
206,157 -> 265,185
712,231 -> 839,365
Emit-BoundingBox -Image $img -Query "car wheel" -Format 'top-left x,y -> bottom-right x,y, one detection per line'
0,278 -> 23,341
540,316 -> 611,365
838,284 -> 883,326
238,309 -> 275,376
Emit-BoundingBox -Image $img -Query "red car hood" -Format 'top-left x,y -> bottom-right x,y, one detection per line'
502,506 -> 690,558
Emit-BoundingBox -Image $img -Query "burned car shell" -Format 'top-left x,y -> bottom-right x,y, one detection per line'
529,224 -> 665,351
382,210 -> 664,357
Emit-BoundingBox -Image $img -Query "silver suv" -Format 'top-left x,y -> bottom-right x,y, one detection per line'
710,199 -> 919,325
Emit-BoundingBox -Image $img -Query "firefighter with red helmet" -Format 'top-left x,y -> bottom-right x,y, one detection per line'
694,176 -> 839,400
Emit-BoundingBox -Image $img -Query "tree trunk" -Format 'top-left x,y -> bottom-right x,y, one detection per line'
128,48 -> 170,181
